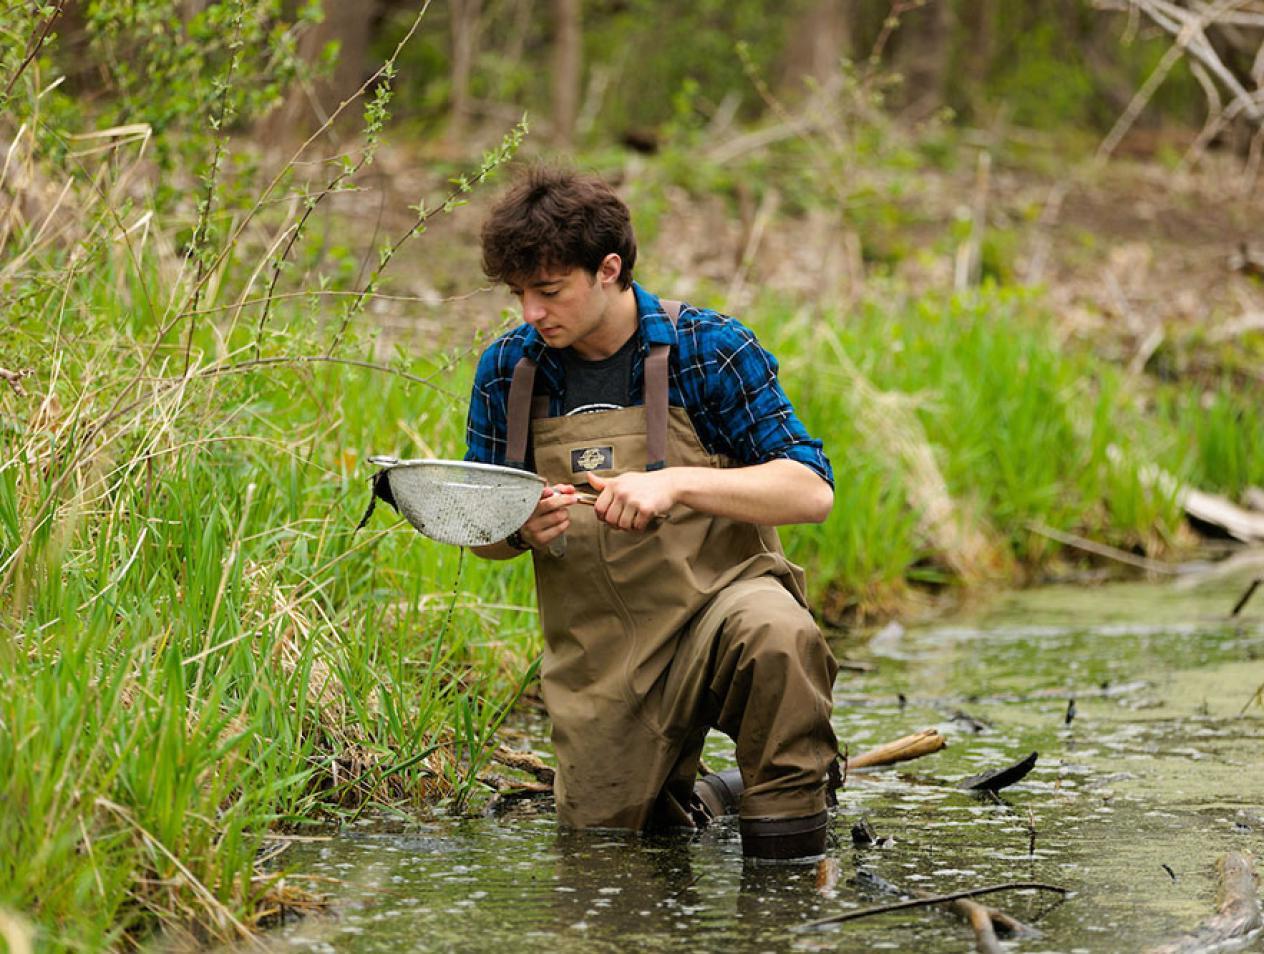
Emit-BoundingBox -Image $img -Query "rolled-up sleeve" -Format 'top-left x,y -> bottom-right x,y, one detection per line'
703,320 -> 834,486
465,339 -> 514,466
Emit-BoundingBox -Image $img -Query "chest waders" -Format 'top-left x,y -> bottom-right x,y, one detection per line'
505,303 -> 840,858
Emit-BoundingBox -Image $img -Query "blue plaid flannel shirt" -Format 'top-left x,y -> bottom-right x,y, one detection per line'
464,283 -> 833,486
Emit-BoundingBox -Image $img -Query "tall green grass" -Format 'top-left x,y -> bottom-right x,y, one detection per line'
0,300 -> 545,946
1157,383 -> 1264,502
740,284 -> 1195,614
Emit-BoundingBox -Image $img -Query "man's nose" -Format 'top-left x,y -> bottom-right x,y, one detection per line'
522,296 -> 547,324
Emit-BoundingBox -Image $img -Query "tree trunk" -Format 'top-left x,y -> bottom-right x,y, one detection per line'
893,0 -> 955,118
260,0 -> 379,142
449,0 -> 482,147
779,0 -> 853,96
551,0 -> 581,148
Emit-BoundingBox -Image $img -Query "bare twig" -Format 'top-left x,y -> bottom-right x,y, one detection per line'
801,882 -> 1069,930
1027,522 -> 1185,574
868,0 -> 932,68
184,0 -> 246,374
1232,577 -> 1263,616
857,868 -> 1039,947
324,120 -> 526,357
160,1 -> 434,348
1098,19 -> 1197,161
1,0 -> 67,103
1095,0 -> 1264,172
189,285 -> 492,317
0,367 -> 32,396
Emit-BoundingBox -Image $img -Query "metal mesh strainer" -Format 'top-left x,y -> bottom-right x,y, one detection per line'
368,456 -> 546,546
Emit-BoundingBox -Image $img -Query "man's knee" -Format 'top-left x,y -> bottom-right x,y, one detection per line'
722,596 -> 832,677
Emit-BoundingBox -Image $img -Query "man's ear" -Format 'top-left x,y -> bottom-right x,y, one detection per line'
597,253 -> 622,287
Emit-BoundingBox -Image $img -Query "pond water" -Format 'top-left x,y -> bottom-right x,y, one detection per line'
260,563 -> 1264,953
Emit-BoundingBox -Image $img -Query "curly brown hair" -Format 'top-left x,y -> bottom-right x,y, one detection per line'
481,166 -> 636,289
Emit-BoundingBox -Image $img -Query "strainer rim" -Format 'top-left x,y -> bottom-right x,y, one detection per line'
368,456 -> 546,486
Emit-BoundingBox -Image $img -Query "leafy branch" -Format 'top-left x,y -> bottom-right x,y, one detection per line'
325,117 -> 528,357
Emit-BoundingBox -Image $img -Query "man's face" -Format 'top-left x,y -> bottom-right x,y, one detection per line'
507,256 -> 619,351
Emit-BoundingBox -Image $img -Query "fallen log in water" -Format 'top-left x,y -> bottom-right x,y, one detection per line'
491,746 -> 555,784
848,728 -> 948,771
483,730 -> 948,802
1144,851 -> 1262,954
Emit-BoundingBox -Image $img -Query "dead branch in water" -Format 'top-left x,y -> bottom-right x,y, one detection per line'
854,866 -> 1038,951
847,728 -> 948,771
1144,851 -> 1262,954
1232,577 -> 1263,617
1027,522 -> 1186,575
800,881 -> 1068,931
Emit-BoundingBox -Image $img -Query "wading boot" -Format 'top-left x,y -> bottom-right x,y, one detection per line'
692,768 -> 743,821
739,811 -> 830,864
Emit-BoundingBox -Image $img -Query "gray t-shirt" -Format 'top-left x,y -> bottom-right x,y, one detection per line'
560,334 -> 636,415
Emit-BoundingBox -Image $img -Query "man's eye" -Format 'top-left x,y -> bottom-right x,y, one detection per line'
541,289 -> 559,297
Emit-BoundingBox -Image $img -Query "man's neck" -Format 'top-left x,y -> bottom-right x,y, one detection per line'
570,285 -> 639,361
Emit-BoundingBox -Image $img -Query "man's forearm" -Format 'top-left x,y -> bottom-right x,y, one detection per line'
671,458 -> 832,526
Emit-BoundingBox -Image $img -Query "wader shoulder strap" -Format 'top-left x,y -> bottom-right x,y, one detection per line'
505,356 -> 537,470
645,300 -> 681,472
508,301 -> 682,472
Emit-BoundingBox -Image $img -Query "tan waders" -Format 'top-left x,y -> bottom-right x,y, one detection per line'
504,306 -> 839,860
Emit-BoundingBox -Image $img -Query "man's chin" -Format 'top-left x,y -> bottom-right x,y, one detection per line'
539,330 -> 572,347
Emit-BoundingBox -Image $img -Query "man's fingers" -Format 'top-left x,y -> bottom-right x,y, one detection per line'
528,509 -> 569,532
618,504 -> 638,531
523,510 -> 569,547
600,497 -> 643,532
536,488 -> 578,517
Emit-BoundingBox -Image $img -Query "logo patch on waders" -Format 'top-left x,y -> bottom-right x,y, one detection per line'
571,445 -> 613,473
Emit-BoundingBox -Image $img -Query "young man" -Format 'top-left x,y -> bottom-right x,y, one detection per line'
465,166 -> 840,862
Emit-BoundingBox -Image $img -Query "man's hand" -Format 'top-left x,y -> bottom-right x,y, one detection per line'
518,483 -> 579,548
587,471 -> 677,532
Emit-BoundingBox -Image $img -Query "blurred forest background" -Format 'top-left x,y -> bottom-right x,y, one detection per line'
31,0 -> 1252,146
8,0 -> 1264,357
